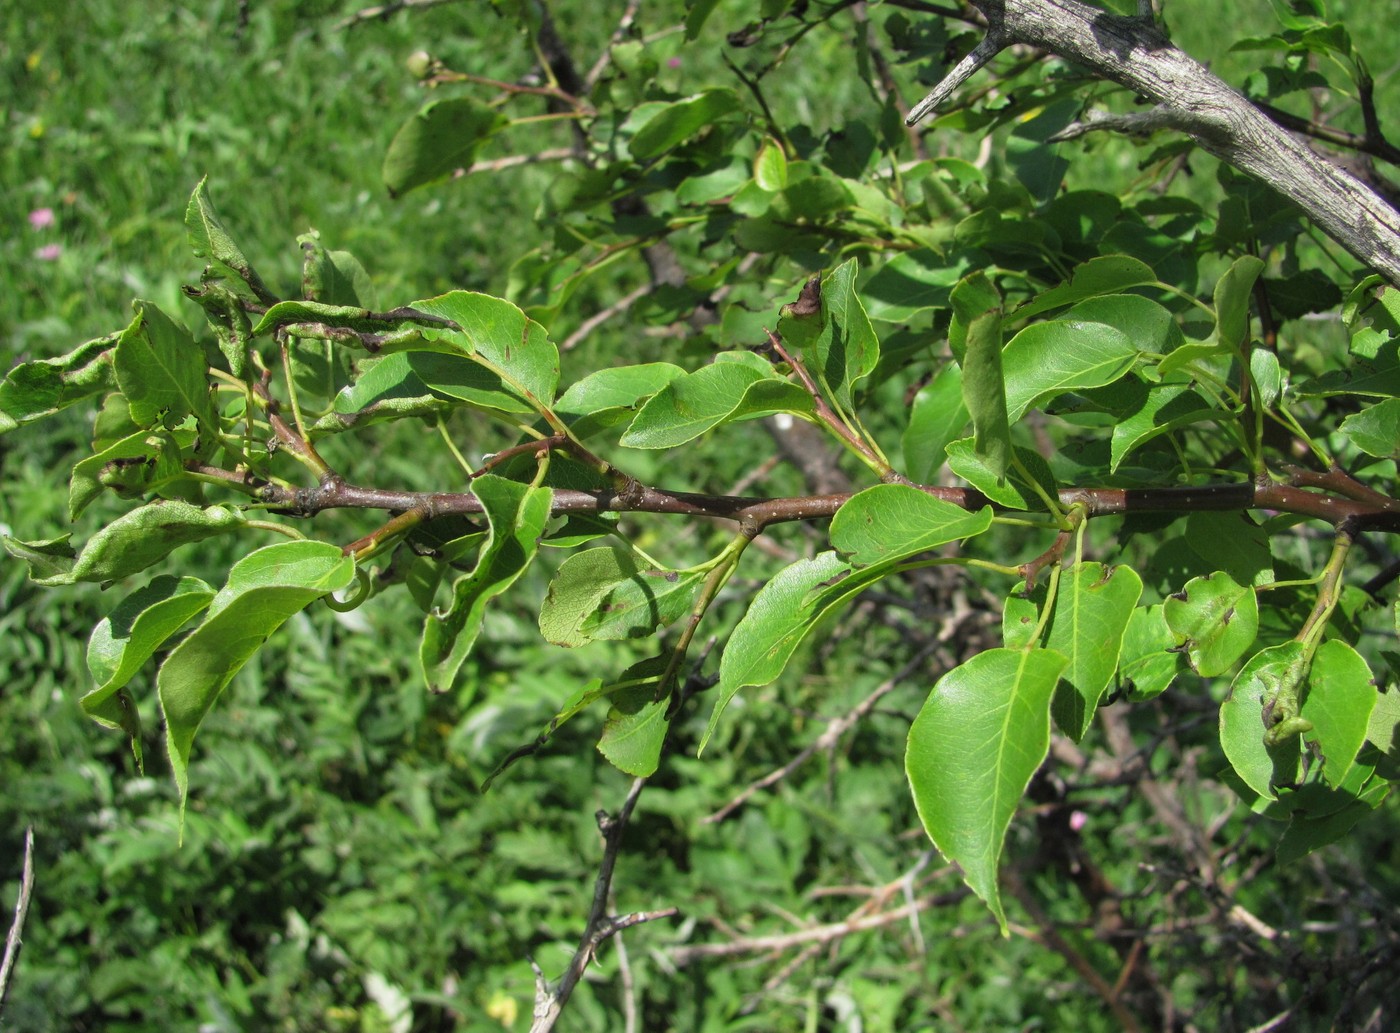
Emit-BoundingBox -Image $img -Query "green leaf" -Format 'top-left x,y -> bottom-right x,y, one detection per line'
299,231 -> 376,307
0,335 -> 116,434
311,353 -> 452,436
1212,255 -> 1266,351
1,534 -> 77,586
775,260 -> 880,413
754,137 -> 789,191
115,301 -> 214,431
1340,397 -> 1400,458
598,683 -> 671,776
1186,512 -> 1274,587
554,362 -> 687,438
953,274 -> 1009,477
382,96 -> 509,197
1301,640 -> 1377,789
830,484 -> 992,567
1164,570 -> 1260,677
1220,641 -> 1307,799
158,541 -> 355,813
583,568 -> 705,640
1014,256 -> 1159,319
1117,604 -> 1180,702
408,291 -> 561,411
406,352 -> 537,415
539,548 -> 641,646
84,575 -> 216,727
906,647 -> 1068,933
420,476 -> 553,696
1002,320 -> 1139,422
185,177 -> 271,300
539,547 -> 703,645
945,439 -> 1057,510
1110,383 -> 1217,471
862,250 -> 968,322
1044,563 -> 1144,741
628,88 -> 740,159
32,501 -> 244,586
901,365 -> 967,482
620,362 -> 814,448
704,551 -> 852,750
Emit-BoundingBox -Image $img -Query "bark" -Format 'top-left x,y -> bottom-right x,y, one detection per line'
907,0 -> 1400,285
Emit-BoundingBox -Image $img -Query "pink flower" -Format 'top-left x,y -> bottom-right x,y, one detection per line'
35,243 -> 62,261
1068,810 -> 1088,832
667,57 -> 682,69
28,208 -> 55,230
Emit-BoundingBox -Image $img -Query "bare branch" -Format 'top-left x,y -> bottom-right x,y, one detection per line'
530,778 -> 677,1033
0,827 -> 36,1019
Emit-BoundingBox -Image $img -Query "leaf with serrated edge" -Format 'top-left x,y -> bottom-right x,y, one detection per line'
1302,640 -> 1377,789
159,541 -> 355,818
906,647 -> 1068,933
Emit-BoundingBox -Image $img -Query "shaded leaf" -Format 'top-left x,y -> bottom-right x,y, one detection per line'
383,96 -> 508,197
420,476 -> 553,696
629,88 -> 741,159
84,575 -> 216,727
1220,641 -> 1308,799
901,364 -> 967,482
158,541 -> 355,813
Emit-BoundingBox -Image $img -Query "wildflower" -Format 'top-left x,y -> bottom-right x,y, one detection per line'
28,207 -> 55,230
667,57 -> 682,69
35,243 -> 62,261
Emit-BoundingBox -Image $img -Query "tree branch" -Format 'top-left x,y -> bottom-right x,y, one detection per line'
906,0 -> 1400,284
0,827 -> 36,1020
530,777 -> 677,1033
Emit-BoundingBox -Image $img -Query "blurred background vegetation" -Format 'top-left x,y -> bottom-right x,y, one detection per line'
3,1 -> 1399,1030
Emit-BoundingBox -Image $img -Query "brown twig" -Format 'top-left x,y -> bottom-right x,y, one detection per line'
0,827 -> 36,1019
530,777 -> 677,1033
667,887 -> 966,966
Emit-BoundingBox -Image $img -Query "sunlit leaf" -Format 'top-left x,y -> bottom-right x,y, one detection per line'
906,647 -> 1068,933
